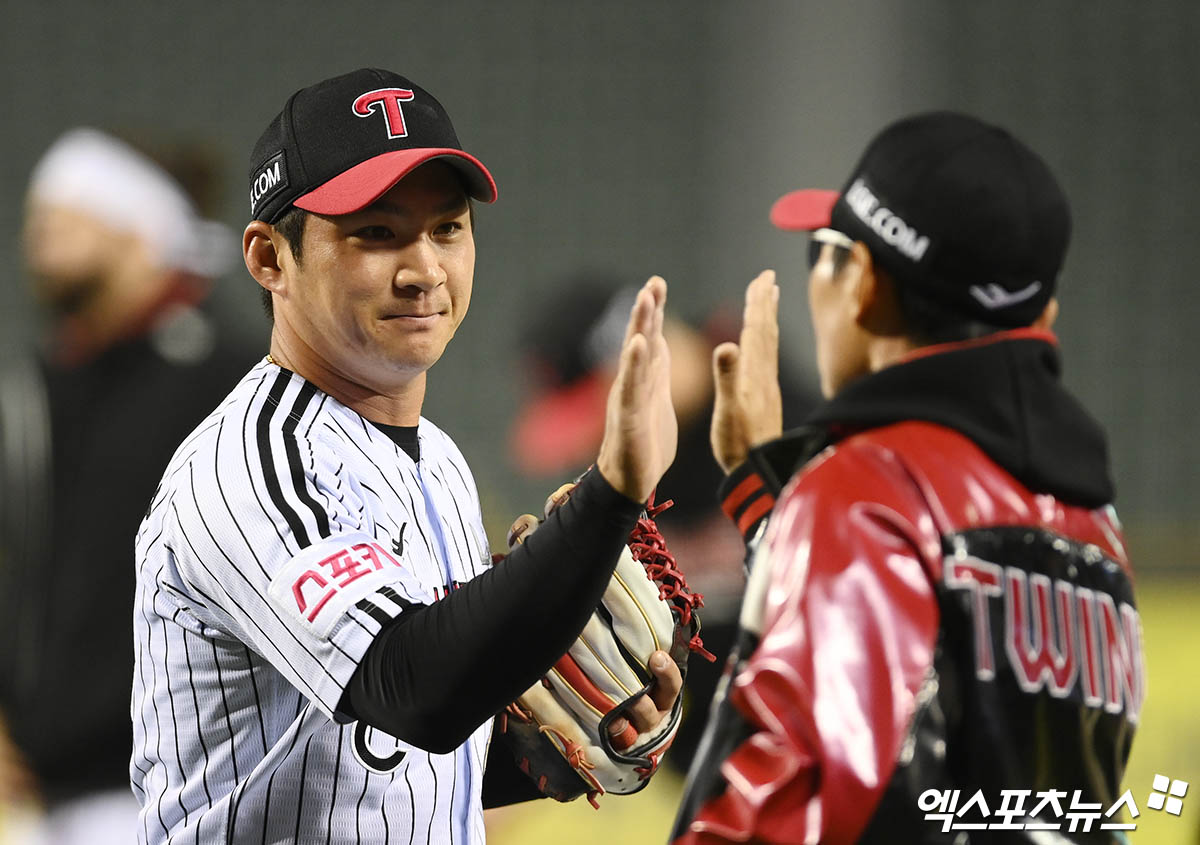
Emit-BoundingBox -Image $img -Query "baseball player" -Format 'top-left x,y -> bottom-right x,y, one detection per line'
672,112 -> 1145,843
131,68 -> 681,844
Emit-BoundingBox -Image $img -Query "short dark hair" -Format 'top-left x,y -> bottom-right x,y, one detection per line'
259,207 -> 309,319
257,197 -> 476,321
891,273 -> 1003,345
274,206 -> 309,261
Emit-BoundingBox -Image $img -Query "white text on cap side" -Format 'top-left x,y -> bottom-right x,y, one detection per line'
845,178 -> 930,262
251,151 -> 288,215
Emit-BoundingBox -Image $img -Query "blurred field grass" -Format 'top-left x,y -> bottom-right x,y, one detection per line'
485,764 -> 687,844
1121,576 -> 1200,844
488,576 -> 1200,844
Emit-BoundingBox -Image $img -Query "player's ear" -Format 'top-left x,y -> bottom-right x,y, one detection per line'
849,245 -> 905,336
1033,296 -> 1059,331
844,242 -> 878,322
243,220 -> 288,297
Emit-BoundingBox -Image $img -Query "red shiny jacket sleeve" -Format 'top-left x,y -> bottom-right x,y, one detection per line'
677,437 -> 943,844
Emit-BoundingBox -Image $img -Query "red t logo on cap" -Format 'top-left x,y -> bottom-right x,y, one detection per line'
353,88 -> 416,139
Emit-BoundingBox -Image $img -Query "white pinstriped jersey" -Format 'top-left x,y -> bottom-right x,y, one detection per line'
132,359 -> 494,844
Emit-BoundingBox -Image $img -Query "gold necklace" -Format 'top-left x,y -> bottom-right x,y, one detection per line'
266,352 -> 278,366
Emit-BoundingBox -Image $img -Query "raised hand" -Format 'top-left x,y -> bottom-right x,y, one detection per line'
596,276 -> 677,503
710,270 -> 783,473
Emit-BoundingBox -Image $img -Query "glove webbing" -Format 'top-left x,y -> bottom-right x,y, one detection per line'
629,494 -> 716,663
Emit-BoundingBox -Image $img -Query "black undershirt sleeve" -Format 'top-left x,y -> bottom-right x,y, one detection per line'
338,469 -> 642,755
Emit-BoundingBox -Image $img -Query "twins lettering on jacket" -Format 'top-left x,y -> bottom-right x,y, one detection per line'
945,555 -> 1146,723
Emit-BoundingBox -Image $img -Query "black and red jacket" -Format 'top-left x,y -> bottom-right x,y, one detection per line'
673,329 -> 1144,844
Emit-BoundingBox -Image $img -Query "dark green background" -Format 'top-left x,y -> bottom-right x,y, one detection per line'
2,1 -> 1195,569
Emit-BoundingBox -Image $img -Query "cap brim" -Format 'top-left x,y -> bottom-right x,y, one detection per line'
508,372 -> 609,477
769,189 -> 839,231
294,148 -> 497,216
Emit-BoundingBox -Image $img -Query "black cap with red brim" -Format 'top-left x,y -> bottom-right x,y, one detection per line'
249,68 -> 496,224
769,188 -> 839,232
768,112 -> 1070,328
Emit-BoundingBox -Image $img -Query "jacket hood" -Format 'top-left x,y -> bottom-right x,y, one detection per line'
797,329 -> 1114,507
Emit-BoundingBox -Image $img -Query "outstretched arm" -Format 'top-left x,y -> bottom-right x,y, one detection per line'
344,276 -> 681,752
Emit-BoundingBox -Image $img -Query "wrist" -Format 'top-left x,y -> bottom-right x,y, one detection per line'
717,462 -> 775,542
593,455 -> 648,506
714,447 -> 747,475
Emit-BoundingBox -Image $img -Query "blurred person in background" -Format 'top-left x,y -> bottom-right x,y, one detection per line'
0,127 -> 256,843
508,275 -> 817,772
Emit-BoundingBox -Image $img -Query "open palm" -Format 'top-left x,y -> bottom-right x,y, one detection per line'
596,276 -> 677,503
710,270 -> 782,473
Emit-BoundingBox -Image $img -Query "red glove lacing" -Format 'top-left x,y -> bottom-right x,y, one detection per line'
629,492 -> 717,663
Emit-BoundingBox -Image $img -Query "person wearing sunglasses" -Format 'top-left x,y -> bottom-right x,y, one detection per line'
672,112 -> 1142,843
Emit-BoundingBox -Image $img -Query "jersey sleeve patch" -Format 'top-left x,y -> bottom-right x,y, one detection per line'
267,532 -> 426,640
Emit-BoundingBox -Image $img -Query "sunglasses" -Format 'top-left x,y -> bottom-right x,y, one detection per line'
807,228 -> 855,269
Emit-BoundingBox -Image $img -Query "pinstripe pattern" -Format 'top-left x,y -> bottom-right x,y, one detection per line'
132,360 -> 493,844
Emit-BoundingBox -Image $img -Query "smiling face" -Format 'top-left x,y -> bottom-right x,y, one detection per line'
272,161 -> 475,393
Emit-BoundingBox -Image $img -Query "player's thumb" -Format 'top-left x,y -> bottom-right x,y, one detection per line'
712,342 -> 740,404
711,343 -> 743,472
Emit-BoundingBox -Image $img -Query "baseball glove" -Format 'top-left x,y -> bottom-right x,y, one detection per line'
496,481 -> 714,807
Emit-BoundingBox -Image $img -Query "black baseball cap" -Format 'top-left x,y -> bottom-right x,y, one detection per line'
249,68 -> 497,223
771,111 -> 1070,327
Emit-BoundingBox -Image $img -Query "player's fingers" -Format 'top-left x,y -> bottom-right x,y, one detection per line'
613,332 -> 648,410
620,288 -> 639,347
656,282 -> 672,385
742,271 -> 776,332
634,277 -> 665,352
622,280 -> 656,347
505,513 -> 539,548
617,278 -> 664,395
625,690 -> 661,733
759,289 -> 780,382
605,716 -> 638,750
647,649 -> 683,712
648,276 -> 666,344
623,650 -> 682,733
643,274 -> 667,308
743,270 -> 780,374
541,482 -> 577,518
